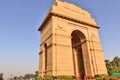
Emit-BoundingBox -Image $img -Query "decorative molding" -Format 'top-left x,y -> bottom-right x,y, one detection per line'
64,6 -> 86,15
38,12 -> 99,31
68,22 -> 88,29
40,34 -> 52,46
52,13 -> 99,29
90,49 -> 103,52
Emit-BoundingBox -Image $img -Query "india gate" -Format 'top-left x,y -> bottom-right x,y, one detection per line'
38,0 -> 107,80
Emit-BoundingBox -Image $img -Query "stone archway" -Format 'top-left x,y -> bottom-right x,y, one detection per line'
38,1 -> 108,79
71,30 -> 86,80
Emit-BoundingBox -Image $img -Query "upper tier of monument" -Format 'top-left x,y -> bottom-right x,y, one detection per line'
38,1 -> 98,31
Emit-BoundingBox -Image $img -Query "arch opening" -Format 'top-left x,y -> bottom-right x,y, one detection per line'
71,30 -> 86,79
44,43 -> 47,74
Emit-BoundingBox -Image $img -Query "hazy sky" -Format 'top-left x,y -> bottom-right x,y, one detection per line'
0,0 -> 120,79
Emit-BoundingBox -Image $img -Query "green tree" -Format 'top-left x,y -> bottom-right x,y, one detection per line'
23,74 -> 35,79
18,76 -> 24,80
13,76 -> 17,80
105,56 -> 120,75
0,73 -> 3,80
35,71 -> 38,80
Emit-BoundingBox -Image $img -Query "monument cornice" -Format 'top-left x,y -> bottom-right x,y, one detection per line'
38,11 -> 52,31
51,12 -> 100,29
38,12 -> 99,31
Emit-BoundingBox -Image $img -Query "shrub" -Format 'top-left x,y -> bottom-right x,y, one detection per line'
56,75 -> 76,80
0,73 -> 3,80
44,75 -> 53,80
37,76 -> 42,80
95,74 -> 119,80
95,74 -> 108,80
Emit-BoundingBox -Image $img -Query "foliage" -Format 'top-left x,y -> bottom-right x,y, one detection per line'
0,73 -> 3,78
12,74 -> 35,80
13,76 -> 17,80
111,72 -> 120,77
0,73 -> 3,80
95,74 -> 108,80
105,56 -> 120,75
95,74 -> 119,80
17,76 -> 24,80
37,76 -> 42,80
23,74 -> 35,79
44,75 -> 53,80
36,75 -> 76,80
35,71 -> 38,80
56,75 -> 76,80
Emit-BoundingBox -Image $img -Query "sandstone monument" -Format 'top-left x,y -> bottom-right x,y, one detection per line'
38,0 -> 107,80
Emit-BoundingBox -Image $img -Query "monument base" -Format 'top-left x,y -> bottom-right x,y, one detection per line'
76,76 -> 95,80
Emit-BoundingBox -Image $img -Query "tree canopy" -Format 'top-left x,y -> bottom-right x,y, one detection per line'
0,73 -> 3,80
105,56 -> 120,75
